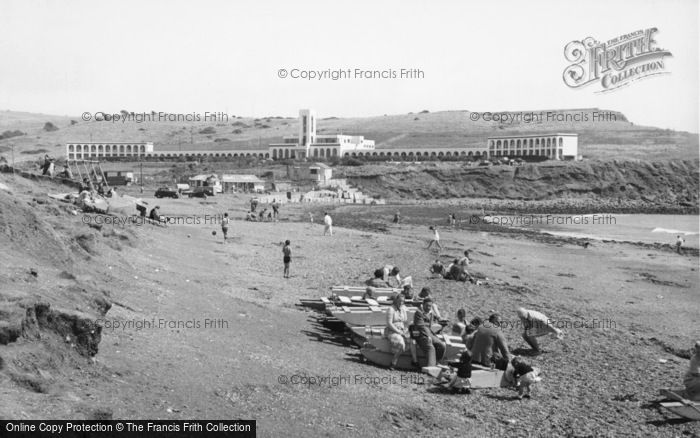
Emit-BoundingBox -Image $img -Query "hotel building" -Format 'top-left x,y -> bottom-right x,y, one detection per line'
65,111 -> 578,161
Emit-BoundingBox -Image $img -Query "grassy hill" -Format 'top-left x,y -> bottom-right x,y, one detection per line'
0,108 -> 697,163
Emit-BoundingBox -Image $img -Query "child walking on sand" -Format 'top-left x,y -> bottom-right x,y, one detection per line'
221,213 -> 230,241
282,240 -> 292,278
427,226 -> 442,251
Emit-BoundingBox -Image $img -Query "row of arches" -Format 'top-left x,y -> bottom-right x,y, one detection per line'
343,150 -> 486,158
67,144 -> 146,156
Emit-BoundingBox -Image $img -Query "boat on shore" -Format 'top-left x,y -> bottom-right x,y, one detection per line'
359,333 -> 465,370
659,389 -> 700,420
330,306 -> 418,327
330,286 -> 401,299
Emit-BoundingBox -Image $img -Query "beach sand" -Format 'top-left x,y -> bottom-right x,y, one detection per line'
0,184 -> 698,436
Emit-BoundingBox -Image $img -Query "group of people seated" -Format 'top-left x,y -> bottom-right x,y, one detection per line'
430,250 -> 479,284
383,288 -> 445,370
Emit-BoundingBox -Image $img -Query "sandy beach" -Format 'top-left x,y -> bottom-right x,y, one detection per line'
1,176 -> 698,436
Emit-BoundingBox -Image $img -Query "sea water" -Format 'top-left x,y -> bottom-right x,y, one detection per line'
510,214 -> 699,248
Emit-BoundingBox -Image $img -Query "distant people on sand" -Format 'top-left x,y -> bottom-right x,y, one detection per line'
468,313 -> 511,369
430,259 -> 445,277
412,296 -> 446,367
272,202 -> 280,221
221,213 -> 230,241
309,212 -> 314,224
393,211 -> 401,224
250,198 -> 258,212
61,164 -> 72,179
676,235 -> 685,254
448,213 -> 456,227
323,212 -> 333,236
149,205 -> 162,222
458,250 -> 471,267
282,240 -> 292,278
427,226 -> 442,251
384,294 -> 410,370
516,307 -> 564,353
682,341 -> 700,401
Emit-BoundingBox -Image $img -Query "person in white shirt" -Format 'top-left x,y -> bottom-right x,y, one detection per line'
323,212 -> 333,236
516,307 -> 563,352
427,226 -> 442,251
676,235 -> 685,254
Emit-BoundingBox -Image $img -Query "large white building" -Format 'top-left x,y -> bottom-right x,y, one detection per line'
64,112 -> 578,162
268,109 -> 375,160
487,133 -> 579,160
66,142 -> 154,160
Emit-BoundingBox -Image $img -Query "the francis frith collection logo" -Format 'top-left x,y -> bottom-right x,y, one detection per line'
563,28 -> 672,92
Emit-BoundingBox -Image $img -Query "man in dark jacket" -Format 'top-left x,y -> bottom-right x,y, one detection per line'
412,297 -> 446,367
468,313 -> 511,369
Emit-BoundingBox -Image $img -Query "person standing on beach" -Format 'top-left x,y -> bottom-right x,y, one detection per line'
427,226 -> 443,251
676,235 -> 685,254
272,201 -> 280,221
221,213 -> 230,242
282,240 -> 292,278
323,212 -> 333,236
309,212 -> 314,224
393,211 -> 401,224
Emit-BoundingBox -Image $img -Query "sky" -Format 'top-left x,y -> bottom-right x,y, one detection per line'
0,0 -> 698,132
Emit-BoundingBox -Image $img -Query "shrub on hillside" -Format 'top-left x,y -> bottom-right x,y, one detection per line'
0,130 -> 25,140
199,127 -> 216,135
341,157 -> 364,166
43,122 -> 58,132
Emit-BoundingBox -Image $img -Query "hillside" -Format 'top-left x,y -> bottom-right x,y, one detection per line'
0,108 -> 697,163
340,160 -> 700,212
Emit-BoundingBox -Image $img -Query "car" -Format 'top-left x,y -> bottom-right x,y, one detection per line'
186,186 -> 214,198
155,187 -> 179,198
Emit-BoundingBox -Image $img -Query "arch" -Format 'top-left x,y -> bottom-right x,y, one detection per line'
408,152 -> 414,157
379,152 -> 385,156
431,152 -> 437,157
272,150 -> 277,159
516,140 -> 521,147
140,145 -> 145,153
489,140 -> 494,148
438,152 -> 444,157
372,152 -> 377,156
284,149 -> 289,158
468,151 -> 473,156
119,145 -> 125,155
351,153 -> 356,157
265,153 -> 269,158
314,149 -> 319,157
326,148 -> 331,157
546,138 -> 551,147
97,145 -> 103,155
559,137 -> 563,147
344,153 -> 349,157
496,140 -> 501,148
333,149 -> 338,156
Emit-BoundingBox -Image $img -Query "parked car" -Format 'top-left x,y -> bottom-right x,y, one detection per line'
186,186 -> 214,198
155,187 -> 179,198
